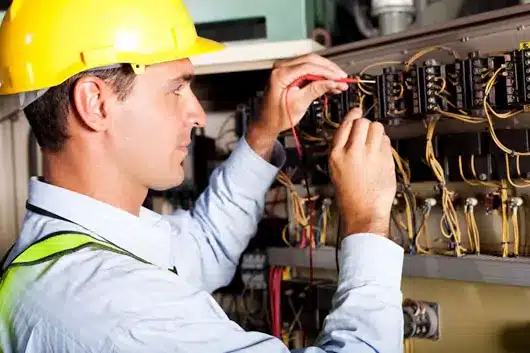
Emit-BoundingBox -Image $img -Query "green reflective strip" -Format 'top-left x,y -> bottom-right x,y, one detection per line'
11,233 -> 121,265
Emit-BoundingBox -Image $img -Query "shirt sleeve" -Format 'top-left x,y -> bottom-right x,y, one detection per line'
164,137 -> 286,292
305,234 -> 405,353
109,234 -> 404,353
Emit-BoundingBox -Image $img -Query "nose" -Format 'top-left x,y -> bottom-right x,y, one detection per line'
185,91 -> 207,128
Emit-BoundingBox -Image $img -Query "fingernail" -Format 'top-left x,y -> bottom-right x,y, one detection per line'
340,70 -> 348,78
353,107 -> 362,115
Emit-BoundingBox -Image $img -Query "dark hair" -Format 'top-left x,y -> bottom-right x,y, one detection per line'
24,65 -> 136,152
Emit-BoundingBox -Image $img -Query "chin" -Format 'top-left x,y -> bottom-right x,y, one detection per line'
148,168 -> 185,191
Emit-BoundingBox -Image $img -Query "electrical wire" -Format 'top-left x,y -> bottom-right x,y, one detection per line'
511,202 -> 521,256
516,156 -> 530,183
269,266 -> 283,338
405,45 -> 459,71
414,203 -> 433,255
470,155 -> 499,188
500,180 -> 510,258
464,200 -> 481,254
392,147 -> 417,251
358,61 -> 404,95
425,118 -> 464,256
483,68 -> 530,156
505,154 -> 530,188
458,155 -> 482,186
285,74 -> 368,158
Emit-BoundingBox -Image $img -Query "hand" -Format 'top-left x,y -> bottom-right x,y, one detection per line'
246,54 -> 349,160
329,108 -> 396,238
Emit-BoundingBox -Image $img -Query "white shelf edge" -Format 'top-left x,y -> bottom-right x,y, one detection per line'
266,247 -> 530,287
191,39 -> 325,75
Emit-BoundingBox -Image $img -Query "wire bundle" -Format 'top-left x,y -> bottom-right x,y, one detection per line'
392,148 -> 417,251
425,118 -> 465,256
464,198 -> 480,254
269,266 -> 284,338
276,171 -> 319,248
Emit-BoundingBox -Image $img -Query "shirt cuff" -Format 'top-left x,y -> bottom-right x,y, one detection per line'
340,234 -> 404,289
223,137 -> 286,196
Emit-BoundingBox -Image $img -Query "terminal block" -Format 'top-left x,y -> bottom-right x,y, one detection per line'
375,67 -> 407,124
514,48 -> 530,105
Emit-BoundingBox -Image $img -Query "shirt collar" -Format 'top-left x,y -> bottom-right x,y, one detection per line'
26,177 -> 173,269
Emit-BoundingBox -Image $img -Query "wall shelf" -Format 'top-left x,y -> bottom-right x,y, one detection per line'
266,246 -> 530,287
191,39 -> 324,75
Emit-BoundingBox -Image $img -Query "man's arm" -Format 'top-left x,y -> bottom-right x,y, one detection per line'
165,54 -> 349,292
304,235 -> 404,353
164,136 -> 284,292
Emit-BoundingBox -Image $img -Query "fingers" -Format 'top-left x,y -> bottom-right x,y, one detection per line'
348,118 -> 371,149
274,53 -> 347,78
275,62 -> 345,87
297,81 -> 348,108
365,122 -> 385,151
332,108 -> 362,150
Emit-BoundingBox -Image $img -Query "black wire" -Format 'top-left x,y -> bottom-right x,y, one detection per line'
299,141 -> 315,283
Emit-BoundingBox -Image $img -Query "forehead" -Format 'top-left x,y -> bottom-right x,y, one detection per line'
141,58 -> 194,83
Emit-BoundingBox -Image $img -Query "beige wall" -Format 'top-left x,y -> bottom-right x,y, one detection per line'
0,115 -> 31,257
403,277 -> 530,353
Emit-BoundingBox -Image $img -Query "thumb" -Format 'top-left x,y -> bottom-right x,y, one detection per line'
297,80 -> 344,108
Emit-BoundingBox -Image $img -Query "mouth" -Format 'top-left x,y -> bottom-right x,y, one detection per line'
178,142 -> 191,154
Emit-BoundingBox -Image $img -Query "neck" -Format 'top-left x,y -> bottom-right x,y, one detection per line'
42,149 -> 147,217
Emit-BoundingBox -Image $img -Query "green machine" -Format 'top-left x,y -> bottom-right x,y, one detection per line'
182,0 -> 320,42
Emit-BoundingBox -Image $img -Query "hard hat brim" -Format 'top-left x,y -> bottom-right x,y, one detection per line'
186,36 -> 226,59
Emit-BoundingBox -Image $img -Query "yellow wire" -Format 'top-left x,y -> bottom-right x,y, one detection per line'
512,206 -> 520,256
321,207 -> 330,246
501,180 -> 509,258
471,155 -> 500,187
323,106 -> 340,129
458,155 -> 482,186
426,119 -> 464,256
282,224 -> 292,247
358,61 -> 404,95
403,192 -> 415,243
435,108 -> 485,124
505,154 -> 530,188
434,77 -> 446,94
393,148 -> 411,185
415,210 -> 432,254
300,131 -> 326,142
405,45 -> 459,71
516,155 -> 530,183
464,204 -> 481,254
484,68 -> 530,156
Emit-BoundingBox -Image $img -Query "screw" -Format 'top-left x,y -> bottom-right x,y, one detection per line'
461,36 -> 469,42
479,173 -> 487,181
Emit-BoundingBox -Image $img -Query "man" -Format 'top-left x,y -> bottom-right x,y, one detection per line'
0,1 -> 403,352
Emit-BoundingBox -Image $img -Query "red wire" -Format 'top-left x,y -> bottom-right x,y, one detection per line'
285,75 -> 360,159
269,266 -> 283,338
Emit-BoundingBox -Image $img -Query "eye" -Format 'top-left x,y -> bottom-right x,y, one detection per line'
173,85 -> 185,95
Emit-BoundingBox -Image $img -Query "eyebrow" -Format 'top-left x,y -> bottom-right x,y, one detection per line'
167,74 -> 195,85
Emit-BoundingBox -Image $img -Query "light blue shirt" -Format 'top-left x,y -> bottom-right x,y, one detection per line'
0,138 -> 404,353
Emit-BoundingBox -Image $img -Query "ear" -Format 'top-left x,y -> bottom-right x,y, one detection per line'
71,75 -> 114,132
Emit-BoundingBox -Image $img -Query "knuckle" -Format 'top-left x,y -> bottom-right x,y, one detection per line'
329,149 -> 342,162
354,118 -> 371,130
270,67 -> 285,80
372,122 -> 385,133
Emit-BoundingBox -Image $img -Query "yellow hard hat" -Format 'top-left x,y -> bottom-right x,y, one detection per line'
0,0 -> 224,95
